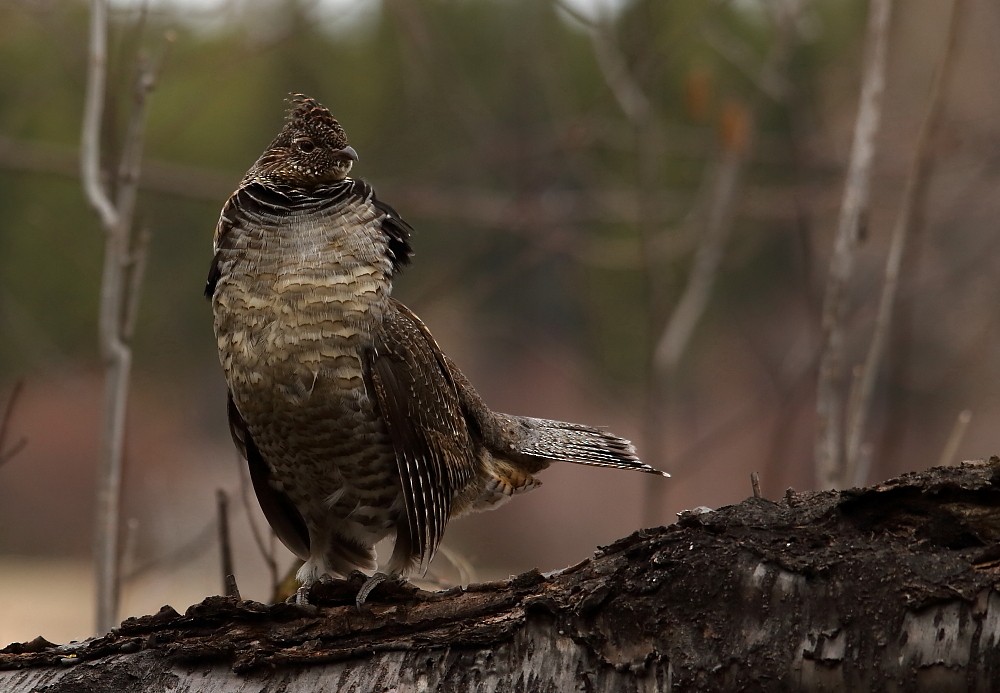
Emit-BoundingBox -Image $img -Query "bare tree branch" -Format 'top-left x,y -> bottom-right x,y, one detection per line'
382,0 -> 498,135
0,130 -> 836,230
652,136 -> 746,374
555,0 -> 653,127
119,517 -> 141,589
122,226 -> 151,340
80,0 -> 117,232
558,0 -> 675,526
701,23 -> 789,102
434,544 -> 476,587
120,518 -> 217,584
642,4 -> 803,523
815,0 -> 893,490
844,0 -> 965,486
82,0 -> 124,635
236,453 -> 279,595
557,0 -> 806,524
0,380 -> 27,468
81,0 -> 159,635
938,409 -> 972,468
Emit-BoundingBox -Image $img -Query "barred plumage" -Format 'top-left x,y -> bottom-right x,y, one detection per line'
207,95 -> 668,603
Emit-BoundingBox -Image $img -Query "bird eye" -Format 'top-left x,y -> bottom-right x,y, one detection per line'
295,138 -> 316,153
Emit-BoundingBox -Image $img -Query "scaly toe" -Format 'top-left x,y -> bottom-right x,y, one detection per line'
356,572 -> 389,609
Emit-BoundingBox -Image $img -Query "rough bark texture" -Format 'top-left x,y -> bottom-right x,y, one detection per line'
4,460 -> 1000,691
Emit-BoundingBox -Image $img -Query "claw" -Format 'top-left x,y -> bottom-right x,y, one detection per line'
356,572 -> 389,609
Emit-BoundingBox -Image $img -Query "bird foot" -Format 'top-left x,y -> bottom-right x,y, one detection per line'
293,572 -> 406,608
356,572 -> 391,609
293,574 -> 339,606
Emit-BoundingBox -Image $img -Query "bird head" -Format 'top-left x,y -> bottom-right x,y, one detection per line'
245,95 -> 359,188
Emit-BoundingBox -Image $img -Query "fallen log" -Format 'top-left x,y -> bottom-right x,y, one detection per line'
3,459 -> 1000,691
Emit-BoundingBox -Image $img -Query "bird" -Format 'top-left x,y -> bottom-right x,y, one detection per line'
206,95 -> 668,605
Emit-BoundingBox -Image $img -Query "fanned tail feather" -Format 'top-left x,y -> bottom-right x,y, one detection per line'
515,416 -> 669,477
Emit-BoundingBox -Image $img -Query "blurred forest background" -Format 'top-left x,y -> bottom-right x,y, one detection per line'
2,0 -> 999,643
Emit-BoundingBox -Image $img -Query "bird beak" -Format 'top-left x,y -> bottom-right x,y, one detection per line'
337,146 -> 359,162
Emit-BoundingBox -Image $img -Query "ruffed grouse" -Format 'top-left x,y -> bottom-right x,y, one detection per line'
206,95 -> 668,604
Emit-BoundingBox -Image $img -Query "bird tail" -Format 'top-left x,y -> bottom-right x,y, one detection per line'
511,416 -> 669,477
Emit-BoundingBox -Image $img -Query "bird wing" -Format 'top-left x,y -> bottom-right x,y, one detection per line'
364,300 -> 477,573
226,390 -> 311,561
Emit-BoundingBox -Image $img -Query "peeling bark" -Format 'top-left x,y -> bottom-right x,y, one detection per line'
4,460 -> 1000,691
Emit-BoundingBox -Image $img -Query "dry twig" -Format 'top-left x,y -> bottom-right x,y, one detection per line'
217,489 -> 237,597
224,574 -> 242,601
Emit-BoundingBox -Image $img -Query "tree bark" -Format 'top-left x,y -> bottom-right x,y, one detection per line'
4,460 -> 1000,691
